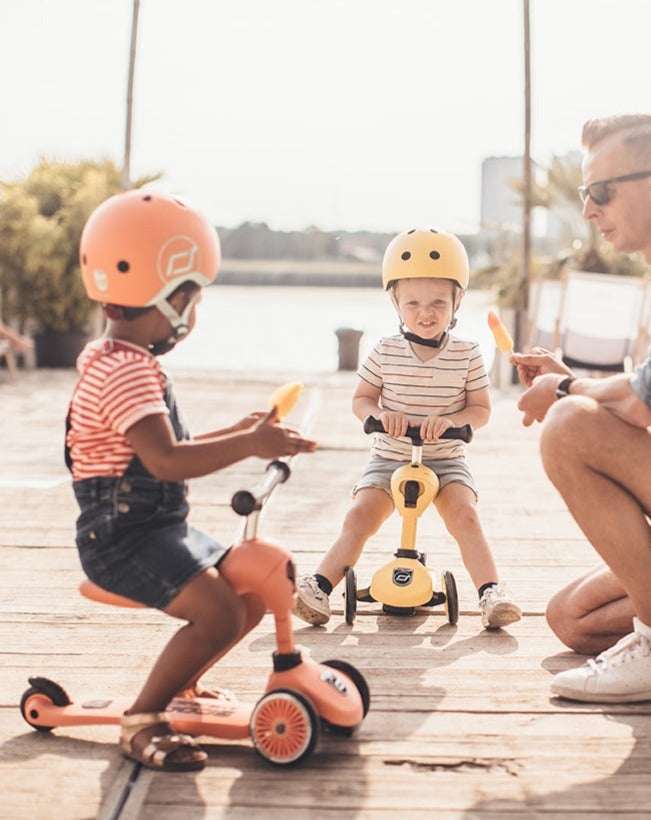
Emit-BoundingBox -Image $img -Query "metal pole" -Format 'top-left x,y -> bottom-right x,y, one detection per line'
522,1 -> 532,315
515,0 -> 532,371
122,0 -> 140,190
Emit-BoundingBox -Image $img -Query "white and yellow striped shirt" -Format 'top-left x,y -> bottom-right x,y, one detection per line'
358,333 -> 489,461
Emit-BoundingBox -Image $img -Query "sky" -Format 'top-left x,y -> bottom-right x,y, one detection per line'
2,0 -> 650,235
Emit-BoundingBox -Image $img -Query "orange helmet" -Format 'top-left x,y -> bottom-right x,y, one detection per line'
381,227 -> 469,291
79,189 -> 220,307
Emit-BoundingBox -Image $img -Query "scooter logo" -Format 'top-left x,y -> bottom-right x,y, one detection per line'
320,670 -> 348,695
157,235 -> 201,284
393,566 -> 413,586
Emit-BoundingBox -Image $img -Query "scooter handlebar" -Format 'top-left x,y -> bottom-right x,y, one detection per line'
231,459 -> 291,516
363,415 -> 473,443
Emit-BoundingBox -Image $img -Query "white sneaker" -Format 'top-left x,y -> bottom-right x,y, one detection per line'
551,617 -> 651,703
293,575 -> 331,626
479,582 -> 522,629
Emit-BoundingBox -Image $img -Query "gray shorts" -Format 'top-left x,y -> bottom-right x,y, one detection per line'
352,456 -> 478,502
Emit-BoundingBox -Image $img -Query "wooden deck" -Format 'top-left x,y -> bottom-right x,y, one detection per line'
1,367 -> 650,819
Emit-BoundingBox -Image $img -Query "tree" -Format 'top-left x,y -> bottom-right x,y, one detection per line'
0,158 -> 158,334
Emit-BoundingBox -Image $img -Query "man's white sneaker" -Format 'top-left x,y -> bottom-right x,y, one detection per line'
293,575 -> 331,626
479,582 -> 522,629
551,617 -> 651,703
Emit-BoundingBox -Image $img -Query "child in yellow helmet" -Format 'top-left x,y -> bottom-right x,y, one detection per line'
67,190 -> 316,772
294,227 -> 521,631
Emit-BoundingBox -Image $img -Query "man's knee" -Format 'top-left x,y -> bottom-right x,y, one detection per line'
539,398 -> 597,477
546,588 -> 592,653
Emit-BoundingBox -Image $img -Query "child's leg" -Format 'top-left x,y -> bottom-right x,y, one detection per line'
434,482 -> 497,588
124,567 -> 259,765
294,488 -> 392,625
435,482 -> 521,628
176,591 -> 266,696
317,487 -> 394,587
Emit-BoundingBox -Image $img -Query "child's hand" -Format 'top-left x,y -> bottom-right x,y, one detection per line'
251,409 -> 317,458
378,411 -> 409,438
419,415 -> 455,442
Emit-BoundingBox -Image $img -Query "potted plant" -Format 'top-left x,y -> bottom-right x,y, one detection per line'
0,158 -> 157,366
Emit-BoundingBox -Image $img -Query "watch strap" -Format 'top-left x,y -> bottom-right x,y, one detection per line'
555,376 -> 575,399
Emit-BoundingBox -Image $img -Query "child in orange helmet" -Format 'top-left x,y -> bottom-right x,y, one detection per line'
293,228 -> 521,631
67,190 -> 316,772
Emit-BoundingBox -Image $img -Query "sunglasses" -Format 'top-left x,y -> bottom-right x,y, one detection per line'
578,170 -> 651,206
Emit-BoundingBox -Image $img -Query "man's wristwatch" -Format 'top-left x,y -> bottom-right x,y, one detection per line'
555,376 -> 576,399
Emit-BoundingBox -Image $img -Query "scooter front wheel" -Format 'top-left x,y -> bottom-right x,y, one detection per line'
344,567 -> 357,625
250,689 -> 319,765
442,570 -> 459,625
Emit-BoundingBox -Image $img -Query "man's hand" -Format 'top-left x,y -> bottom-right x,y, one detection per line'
510,348 -> 574,387
517,373 -> 568,426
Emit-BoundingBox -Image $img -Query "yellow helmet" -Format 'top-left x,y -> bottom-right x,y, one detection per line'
382,228 -> 469,291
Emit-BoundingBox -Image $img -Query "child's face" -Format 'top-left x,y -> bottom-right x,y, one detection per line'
394,277 -> 457,340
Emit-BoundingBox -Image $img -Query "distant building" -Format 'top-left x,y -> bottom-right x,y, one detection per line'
480,156 -> 523,232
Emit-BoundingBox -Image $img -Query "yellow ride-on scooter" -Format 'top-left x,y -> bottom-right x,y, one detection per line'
343,416 -> 473,625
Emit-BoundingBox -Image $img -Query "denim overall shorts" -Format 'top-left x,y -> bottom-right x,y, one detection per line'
67,354 -> 227,610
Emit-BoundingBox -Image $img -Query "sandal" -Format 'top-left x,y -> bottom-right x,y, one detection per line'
176,685 -> 237,704
120,712 -> 207,772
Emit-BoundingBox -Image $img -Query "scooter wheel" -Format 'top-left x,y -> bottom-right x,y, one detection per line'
344,567 -> 357,625
322,659 -> 371,718
250,689 -> 319,765
20,677 -> 71,732
442,570 -> 459,625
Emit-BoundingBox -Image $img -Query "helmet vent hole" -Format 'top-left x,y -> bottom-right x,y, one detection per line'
401,251 -> 411,261
117,260 -> 130,273
142,195 -> 152,202
81,254 -> 87,264
429,251 -> 441,260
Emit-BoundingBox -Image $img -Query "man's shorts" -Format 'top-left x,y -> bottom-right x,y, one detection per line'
352,456 -> 478,503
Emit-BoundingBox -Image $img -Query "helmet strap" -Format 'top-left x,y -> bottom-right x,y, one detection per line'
400,325 -> 447,349
150,291 -> 201,356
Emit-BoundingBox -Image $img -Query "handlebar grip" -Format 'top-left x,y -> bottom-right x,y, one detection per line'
231,459 -> 291,516
363,415 -> 473,443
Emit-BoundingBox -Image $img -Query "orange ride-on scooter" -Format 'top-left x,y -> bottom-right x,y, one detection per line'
20,386 -> 370,766
343,415 -> 473,626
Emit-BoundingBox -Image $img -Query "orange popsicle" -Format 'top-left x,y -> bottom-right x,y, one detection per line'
268,381 -> 304,419
487,311 -> 514,353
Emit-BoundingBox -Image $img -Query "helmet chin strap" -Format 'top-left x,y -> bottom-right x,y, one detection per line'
399,316 -> 457,349
150,293 -> 199,356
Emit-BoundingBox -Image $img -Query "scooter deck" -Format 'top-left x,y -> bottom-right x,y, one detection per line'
24,693 -> 253,740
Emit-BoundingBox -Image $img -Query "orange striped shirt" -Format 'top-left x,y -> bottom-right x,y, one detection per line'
67,339 -> 169,480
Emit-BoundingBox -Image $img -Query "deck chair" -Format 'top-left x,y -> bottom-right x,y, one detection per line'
0,338 -> 18,378
527,277 -> 562,352
556,270 -> 648,374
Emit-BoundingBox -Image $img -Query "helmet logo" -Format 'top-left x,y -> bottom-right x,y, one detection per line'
93,268 -> 109,293
157,235 -> 202,284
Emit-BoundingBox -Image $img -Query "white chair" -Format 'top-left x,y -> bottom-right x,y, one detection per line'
527,277 -> 562,352
556,270 -> 648,374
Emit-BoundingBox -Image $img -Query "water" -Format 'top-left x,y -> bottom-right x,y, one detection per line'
164,285 -> 497,376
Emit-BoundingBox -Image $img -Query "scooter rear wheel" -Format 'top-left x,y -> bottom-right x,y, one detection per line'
344,567 -> 357,625
442,570 -> 459,625
250,689 -> 319,765
20,677 -> 71,732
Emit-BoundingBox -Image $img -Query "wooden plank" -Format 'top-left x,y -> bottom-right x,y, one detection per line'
2,371 -> 647,818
